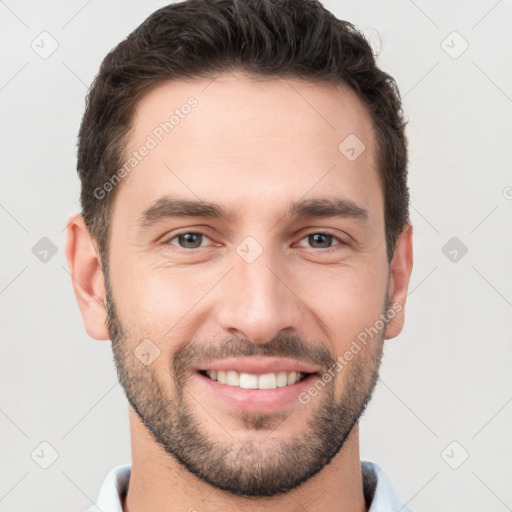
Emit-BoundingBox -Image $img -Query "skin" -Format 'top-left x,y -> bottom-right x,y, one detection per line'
66,72 -> 413,512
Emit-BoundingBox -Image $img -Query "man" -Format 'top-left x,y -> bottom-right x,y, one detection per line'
65,0 -> 414,510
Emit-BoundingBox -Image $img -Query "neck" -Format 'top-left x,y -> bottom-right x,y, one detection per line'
123,407 -> 367,512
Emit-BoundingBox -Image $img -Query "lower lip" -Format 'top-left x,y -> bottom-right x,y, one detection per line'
194,372 -> 318,414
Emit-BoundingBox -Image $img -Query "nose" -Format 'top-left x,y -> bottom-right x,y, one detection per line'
215,245 -> 304,344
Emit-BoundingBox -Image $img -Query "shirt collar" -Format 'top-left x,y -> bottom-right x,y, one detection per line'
362,461 -> 413,511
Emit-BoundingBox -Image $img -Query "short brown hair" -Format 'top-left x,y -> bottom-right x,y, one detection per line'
77,0 -> 409,266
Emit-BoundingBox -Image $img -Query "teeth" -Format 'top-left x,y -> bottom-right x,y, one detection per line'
239,373 -> 258,389
287,371 -> 298,385
276,371 -> 288,387
258,373 -> 277,389
204,370 -> 305,389
226,370 -> 239,386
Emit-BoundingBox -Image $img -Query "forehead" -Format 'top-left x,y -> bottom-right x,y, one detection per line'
112,73 -> 381,225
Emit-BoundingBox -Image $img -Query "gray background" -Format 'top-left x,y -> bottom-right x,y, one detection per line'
1,1 -> 511,511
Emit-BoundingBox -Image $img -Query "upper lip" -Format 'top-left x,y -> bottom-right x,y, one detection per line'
196,356 -> 320,375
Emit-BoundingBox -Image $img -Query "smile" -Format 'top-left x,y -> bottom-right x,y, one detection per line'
193,357 -> 320,413
201,370 -> 310,389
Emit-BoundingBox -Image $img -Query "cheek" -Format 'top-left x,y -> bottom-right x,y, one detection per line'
111,258 -> 208,345
304,263 -> 389,350
111,238 -> 389,356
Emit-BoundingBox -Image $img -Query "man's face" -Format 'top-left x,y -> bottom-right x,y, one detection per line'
103,74 -> 398,496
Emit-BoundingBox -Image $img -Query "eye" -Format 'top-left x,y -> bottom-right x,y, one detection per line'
164,231 -> 345,251
167,232 -> 213,249
296,232 -> 344,249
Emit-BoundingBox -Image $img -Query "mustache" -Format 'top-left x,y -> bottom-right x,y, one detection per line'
172,334 -> 337,377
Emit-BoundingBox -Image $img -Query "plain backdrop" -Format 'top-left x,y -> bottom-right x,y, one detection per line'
1,1 -> 511,511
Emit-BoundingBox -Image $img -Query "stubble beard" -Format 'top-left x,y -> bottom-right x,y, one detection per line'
105,273 -> 386,497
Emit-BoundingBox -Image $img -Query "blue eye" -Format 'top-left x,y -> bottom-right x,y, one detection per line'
297,233 -> 343,249
168,232 -> 212,249
165,231 -> 344,251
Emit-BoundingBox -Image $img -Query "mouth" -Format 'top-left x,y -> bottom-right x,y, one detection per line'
198,369 -> 311,389
193,357 -> 321,414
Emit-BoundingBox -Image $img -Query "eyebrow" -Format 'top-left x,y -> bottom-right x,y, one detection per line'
138,195 -> 369,228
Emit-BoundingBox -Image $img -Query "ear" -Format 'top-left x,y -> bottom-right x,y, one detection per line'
65,214 -> 110,340
385,222 -> 413,340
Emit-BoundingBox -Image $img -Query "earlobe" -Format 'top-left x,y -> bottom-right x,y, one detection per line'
65,214 -> 110,341
385,222 -> 413,340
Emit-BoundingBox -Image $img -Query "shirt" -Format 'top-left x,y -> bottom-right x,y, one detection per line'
86,460 -> 413,512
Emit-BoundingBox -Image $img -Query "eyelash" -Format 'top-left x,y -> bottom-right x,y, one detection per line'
164,231 -> 346,251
